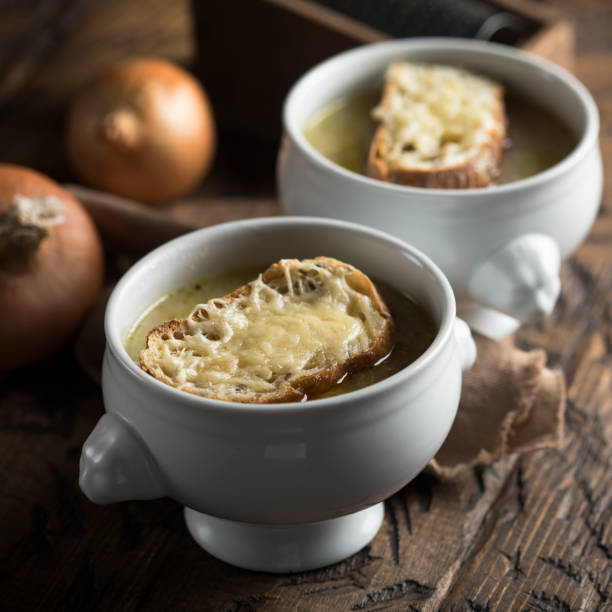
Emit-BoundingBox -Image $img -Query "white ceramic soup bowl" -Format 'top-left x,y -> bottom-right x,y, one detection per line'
279,38 -> 602,338
79,217 -> 476,573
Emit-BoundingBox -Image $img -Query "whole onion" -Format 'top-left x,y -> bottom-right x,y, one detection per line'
66,57 -> 216,205
0,165 -> 104,369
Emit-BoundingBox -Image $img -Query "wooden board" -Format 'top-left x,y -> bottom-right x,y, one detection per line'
0,1 -> 610,610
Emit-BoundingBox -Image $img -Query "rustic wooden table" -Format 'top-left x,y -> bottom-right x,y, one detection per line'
1,1 -> 611,610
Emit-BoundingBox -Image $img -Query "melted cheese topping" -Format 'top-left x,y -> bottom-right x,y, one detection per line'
143,260 -> 387,398
373,62 -> 504,169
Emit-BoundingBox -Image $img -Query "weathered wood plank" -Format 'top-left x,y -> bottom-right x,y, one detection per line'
0,1 -> 610,611
440,351 -> 612,610
0,0 -> 193,109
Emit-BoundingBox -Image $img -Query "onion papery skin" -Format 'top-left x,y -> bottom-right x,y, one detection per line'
66,57 -> 216,205
0,165 -> 105,370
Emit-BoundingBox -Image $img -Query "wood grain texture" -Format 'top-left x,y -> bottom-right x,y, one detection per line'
0,1 -> 610,610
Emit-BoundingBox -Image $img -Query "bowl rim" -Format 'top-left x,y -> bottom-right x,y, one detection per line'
104,216 -> 458,416
282,37 -> 600,202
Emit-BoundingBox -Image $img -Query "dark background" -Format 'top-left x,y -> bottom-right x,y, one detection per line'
0,1 -> 611,610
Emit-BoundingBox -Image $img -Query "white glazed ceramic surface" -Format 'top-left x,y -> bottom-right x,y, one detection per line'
279,38 -> 602,338
79,217 -> 475,572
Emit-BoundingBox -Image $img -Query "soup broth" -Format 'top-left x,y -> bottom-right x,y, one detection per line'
304,90 -> 576,185
125,266 -> 438,400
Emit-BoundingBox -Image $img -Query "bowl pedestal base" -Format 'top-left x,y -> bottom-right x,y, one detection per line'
184,502 -> 385,573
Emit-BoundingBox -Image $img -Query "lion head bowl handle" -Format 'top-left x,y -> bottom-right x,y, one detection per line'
79,413 -> 166,504
468,233 -> 561,322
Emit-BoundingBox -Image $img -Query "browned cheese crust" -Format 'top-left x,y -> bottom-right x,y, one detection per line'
366,68 -> 506,189
140,257 -> 395,403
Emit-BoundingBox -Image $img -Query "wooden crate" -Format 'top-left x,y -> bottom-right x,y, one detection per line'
193,0 -> 574,141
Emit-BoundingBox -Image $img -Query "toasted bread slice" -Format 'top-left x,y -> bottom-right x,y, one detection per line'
139,257 -> 395,403
367,61 -> 506,188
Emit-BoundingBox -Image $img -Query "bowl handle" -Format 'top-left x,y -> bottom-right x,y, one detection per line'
454,318 -> 477,372
79,413 -> 166,504
467,233 -> 561,321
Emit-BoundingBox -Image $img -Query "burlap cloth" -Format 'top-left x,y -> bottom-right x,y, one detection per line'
76,291 -> 565,481
429,332 -> 565,479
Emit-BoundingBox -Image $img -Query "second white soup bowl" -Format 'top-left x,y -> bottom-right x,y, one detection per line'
279,38 -> 602,337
